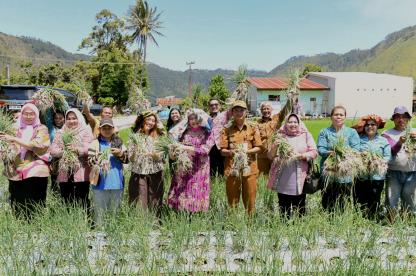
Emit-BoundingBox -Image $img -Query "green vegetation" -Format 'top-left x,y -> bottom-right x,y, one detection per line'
0,118 -> 411,273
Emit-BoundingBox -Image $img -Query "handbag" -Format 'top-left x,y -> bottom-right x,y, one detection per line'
303,160 -> 321,194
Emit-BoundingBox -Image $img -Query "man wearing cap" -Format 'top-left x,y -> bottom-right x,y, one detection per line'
220,100 -> 262,215
88,117 -> 126,225
256,97 -> 294,175
382,106 -> 416,221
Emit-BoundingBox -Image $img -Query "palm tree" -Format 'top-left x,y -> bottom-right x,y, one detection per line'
126,0 -> 164,88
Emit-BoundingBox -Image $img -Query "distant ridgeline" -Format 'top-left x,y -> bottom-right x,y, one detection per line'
1,24 -> 416,97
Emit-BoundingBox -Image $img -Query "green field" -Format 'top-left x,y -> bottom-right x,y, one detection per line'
1,118 -> 415,274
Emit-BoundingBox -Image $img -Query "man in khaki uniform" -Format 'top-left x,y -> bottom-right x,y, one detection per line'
256,98 -> 294,175
220,100 -> 262,215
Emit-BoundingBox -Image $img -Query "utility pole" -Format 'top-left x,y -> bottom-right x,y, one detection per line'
186,61 -> 195,98
6,64 -> 10,85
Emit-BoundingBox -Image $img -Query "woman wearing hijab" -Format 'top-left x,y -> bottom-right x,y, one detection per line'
267,113 -> 317,218
352,114 -> 391,219
167,108 -> 215,213
0,103 -> 50,219
128,111 -> 166,217
50,108 -> 94,208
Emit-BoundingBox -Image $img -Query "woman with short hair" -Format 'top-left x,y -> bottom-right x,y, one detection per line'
317,105 -> 360,212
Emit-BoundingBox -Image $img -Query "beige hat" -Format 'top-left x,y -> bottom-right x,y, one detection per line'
231,100 -> 247,109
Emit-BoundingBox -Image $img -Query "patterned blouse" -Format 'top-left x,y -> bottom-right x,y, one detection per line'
129,134 -> 165,175
5,124 -> 50,181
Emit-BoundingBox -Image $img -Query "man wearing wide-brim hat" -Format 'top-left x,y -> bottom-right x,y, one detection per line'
382,105 -> 416,222
219,100 -> 262,215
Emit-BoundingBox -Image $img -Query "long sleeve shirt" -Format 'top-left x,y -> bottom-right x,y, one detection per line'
317,125 -> 360,183
359,134 -> 391,180
382,128 -> 416,172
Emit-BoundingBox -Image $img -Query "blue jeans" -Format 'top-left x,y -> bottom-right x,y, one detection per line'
92,189 -> 123,225
386,170 -> 416,213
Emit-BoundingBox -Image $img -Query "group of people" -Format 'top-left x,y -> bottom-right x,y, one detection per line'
1,95 -> 416,224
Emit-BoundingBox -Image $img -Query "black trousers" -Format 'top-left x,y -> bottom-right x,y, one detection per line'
278,193 -> 306,219
9,177 -> 48,220
354,179 -> 384,219
321,181 -> 353,212
209,145 -> 224,176
59,181 -> 90,210
50,174 -> 60,194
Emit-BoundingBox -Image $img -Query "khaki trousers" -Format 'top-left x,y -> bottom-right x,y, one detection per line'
226,174 -> 257,215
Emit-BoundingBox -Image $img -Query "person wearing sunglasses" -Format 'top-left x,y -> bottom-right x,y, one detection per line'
208,98 -> 224,176
352,115 -> 391,219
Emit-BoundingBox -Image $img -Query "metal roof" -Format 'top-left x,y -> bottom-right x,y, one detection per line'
247,77 -> 329,90
307,72 -> 412,80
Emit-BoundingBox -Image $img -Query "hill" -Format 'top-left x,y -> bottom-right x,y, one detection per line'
0,32 -> 267,98
0,32 -> 89,63
1,25 -> 416,98
269,25 -> 416,81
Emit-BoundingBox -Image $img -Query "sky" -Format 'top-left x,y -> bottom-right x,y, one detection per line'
1,0 -> 415,72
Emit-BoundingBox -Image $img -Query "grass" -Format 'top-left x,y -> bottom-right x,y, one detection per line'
0,118 -> 413,273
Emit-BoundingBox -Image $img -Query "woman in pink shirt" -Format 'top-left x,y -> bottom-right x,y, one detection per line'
267,113 -> 317,218
50,108 -> 93,209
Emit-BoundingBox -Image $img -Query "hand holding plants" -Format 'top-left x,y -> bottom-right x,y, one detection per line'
110,148 -> 122,158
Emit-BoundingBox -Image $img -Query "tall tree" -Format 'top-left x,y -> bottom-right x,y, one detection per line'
126,0 -> 164,87
207,75 -> 230,105
79,9 -> 127,54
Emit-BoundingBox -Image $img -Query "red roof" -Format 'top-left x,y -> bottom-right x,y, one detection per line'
156,97 -> 183,106
247,77 -> 328,90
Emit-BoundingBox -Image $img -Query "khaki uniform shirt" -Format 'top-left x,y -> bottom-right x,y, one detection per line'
257,100 -> 293,158
220,121 -> 262,177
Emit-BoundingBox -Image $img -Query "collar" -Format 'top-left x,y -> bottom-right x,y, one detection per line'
232,120 -> 249,131
258,117 -> 272,123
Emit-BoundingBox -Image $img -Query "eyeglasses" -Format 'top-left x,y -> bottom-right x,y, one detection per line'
365,123 -> 377,127
210,103 -> 219,107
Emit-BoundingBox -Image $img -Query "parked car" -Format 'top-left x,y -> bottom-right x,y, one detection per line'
0,85 -> 76,111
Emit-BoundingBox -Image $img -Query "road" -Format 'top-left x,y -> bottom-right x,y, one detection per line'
112,115 -> 136,130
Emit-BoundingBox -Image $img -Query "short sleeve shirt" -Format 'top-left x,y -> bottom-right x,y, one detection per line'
220,121 -> 262,176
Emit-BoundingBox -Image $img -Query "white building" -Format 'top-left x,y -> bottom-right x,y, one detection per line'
306,72 -> 414,118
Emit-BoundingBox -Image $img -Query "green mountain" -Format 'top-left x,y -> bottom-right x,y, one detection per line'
0,32 -> 89,63
1,24 -> 416,99
269,25 -> 416,81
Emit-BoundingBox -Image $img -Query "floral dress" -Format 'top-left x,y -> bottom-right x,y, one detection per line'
167,127 -> 215,212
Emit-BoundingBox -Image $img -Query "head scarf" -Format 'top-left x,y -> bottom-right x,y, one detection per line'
63,108 -> 90,135
352,114 -> 385,135
169,108 -> 211,141
17,103 -> 41,159
278,113 -> 308,137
